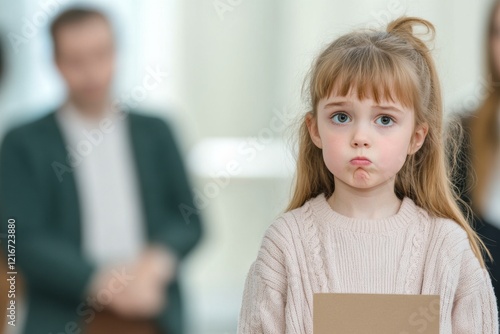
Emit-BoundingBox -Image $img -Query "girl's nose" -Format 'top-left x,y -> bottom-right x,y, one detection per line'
351,127 -> 371,148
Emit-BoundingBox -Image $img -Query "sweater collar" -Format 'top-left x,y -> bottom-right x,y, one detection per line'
308,193 -> 418,233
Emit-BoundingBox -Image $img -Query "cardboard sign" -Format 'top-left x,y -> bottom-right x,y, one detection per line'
314,293 -> 440,334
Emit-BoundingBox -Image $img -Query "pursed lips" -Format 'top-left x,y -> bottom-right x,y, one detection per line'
350,156 -> 371,166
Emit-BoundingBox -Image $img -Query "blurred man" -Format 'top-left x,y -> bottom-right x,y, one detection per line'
0,8 -> 202,334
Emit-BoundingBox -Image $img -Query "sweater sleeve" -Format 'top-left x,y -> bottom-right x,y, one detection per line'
451,247 -> 499,333
237,261 -> 286,334
238,222 -> 289,334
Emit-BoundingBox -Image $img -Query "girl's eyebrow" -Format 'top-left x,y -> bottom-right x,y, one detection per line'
323,101 -> 403,113
323,101 -> 352,109
373,105 -> 404,113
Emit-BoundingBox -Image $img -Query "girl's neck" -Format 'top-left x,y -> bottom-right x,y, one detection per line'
327,178 -> 402,220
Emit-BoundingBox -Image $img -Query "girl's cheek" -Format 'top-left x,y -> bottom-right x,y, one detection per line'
323,153 -> 341,176
378,141 -> 409,169
323,136 -> 345,156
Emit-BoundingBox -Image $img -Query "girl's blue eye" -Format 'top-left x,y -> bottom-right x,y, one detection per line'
332,113 -> 351,124
376,115 -> 394,126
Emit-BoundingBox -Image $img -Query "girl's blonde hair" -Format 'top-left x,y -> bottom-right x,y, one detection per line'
468,0 -> 500,213
287,16 -> 490,268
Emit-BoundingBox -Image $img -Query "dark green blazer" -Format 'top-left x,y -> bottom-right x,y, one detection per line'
0,110 -> 203,334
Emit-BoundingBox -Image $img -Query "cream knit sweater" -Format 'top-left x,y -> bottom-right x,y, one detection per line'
238,194 -> 499,333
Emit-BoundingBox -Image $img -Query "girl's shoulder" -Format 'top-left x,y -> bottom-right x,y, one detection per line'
264,204 -> 312,241
415,207 -> 471,259
413,202 -> 469,242
258,197 -> 319,249
424,216 -> 485,289
416,206 -> 469,243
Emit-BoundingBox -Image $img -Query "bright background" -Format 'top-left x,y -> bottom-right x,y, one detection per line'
0,0 -> 494,333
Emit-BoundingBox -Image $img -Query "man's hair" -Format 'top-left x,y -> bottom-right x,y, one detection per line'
50,8 -> 110,55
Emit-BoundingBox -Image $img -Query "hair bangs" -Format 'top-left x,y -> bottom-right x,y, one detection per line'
312,44 -> 418,110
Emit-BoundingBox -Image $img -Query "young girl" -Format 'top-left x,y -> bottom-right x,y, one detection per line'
238,17 -> 498,333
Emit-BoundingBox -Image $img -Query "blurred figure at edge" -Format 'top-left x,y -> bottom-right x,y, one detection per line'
0,7 -> 202,334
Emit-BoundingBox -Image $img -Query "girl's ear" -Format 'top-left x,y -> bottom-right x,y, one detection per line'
306,113 -> 323,148
408,122 -> 429,155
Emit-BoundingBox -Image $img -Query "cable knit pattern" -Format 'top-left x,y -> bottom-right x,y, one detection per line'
303,202 -> 329,293
237,194 -> 499,334
404,211 -> 426,294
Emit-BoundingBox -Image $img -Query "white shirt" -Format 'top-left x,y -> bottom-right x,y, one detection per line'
56,103 -> 146,266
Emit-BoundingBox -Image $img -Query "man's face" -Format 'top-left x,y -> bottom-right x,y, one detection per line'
55,16 -> 115,109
